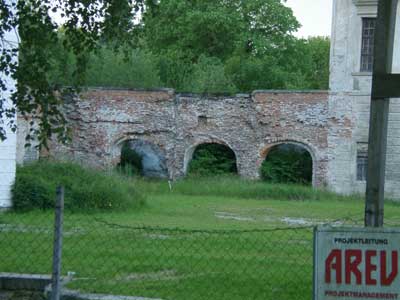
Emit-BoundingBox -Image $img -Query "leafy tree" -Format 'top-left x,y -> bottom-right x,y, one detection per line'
85,48 -> 161,89
142,0 -> 243,62
0,0 -> 330,147
303,36 -> 330,90
157,49 -> 194,91
185,55 -> 237,94
224,36 -> 330,92
139,0 -> 330,93
224,52 -> 288,92
0,0 -> 145,145
142,0 -> 299,61
270,36 -> 330,90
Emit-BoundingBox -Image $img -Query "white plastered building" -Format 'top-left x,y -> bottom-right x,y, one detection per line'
328,0 -> 400,198
0,2 -> 18,208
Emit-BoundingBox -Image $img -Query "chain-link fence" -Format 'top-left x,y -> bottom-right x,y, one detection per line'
0,201 -> 365,300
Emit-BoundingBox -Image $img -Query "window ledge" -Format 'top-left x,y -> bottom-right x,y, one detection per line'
352,72 -> 373,77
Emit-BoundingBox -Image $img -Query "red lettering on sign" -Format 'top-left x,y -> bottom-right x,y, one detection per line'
365,250 -> 377,285
345,250 -> 362,285
324,249 -> 399,286
325,249 -> 342,284
381,251 -> 398,286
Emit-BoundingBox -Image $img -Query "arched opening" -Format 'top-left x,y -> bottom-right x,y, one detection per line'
186,143 -> 237,176
117,140 -> 168,178
260,143 -> 313,185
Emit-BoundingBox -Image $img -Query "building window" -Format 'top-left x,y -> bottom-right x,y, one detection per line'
360,18 -> 376,72
357,154 -> 368,181
357,143 -> 368,181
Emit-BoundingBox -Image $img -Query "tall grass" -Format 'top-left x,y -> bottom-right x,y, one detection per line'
132,175 -> 364,202
12,161 -> 145,212
12,161 -> 369,213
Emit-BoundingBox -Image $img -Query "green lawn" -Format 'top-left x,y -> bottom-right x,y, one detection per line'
1,176 -> 400,300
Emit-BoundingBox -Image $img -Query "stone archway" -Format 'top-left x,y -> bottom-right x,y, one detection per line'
112,137 -> 169,178
183,138 -> 238,176
258,140 -> 318,186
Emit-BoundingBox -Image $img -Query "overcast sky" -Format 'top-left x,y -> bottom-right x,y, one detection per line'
285,0 -> 333,38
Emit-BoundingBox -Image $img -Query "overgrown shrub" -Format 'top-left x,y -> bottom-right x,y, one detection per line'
261,145 -> 312,185
49,45 -> 162,89
12,161 -> 145,212
157,50 -> 194,91
85,48 -> 162,89
188,143 -> 237,176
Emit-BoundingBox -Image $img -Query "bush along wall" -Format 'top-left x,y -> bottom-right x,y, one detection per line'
12,161 -> 145,212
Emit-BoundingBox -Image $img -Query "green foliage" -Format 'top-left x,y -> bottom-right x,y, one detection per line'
49,45 -> 162,89
185,56 -> 237,94
303,36 -> 331,90
11,1 -> 70,147
138,1 -> 330,93
158,51 -> 193,91
157,50 -> 194,91
224,53 -> 291,92
12,161 -> 145,212
0,0 -> 331,146
142,0 -> 299,61
11,175 -> 54,211
0,0 -> 145,144
261,145 -> 313,185
140,0 -> 310,93
117,143 -> 143,176
188,144 -> 237,176
84,48 -> 161,89
142,0 -> 243,62
134,176 -> 359,203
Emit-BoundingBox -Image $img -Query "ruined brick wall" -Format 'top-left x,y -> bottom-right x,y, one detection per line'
45,88 -> 329,187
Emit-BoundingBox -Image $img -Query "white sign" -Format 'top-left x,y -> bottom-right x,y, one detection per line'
314,227 -> 400,300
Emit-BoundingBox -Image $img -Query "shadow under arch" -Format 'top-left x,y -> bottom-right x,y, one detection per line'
112,136 -> 169,178
259,140 -> 316,185
184,138 -> 238,176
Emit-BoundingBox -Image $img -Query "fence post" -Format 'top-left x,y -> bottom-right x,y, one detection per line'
364,0 -> 399,227
51,186 -> 64,300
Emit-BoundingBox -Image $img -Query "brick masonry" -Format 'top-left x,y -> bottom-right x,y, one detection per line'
5,0 -> 400,211
39,89 -> 330,187
18,80 -> 400,199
